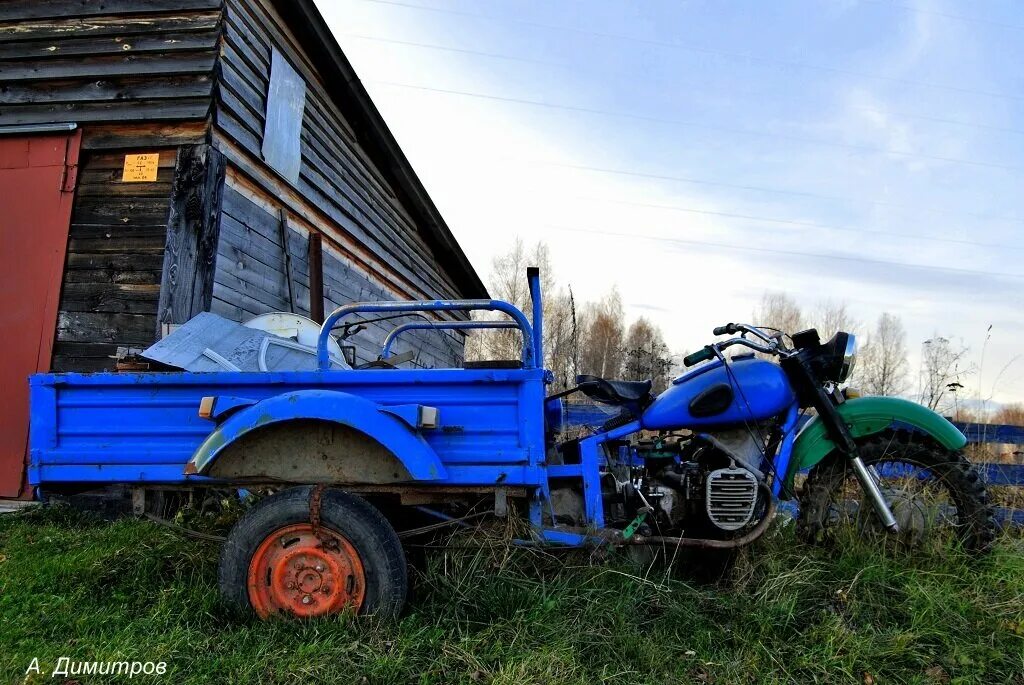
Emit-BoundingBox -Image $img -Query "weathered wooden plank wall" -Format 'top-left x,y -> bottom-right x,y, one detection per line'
0,2 -> 222,127
213,181 -> 462,367
218,0 -> 460,300
0,2 -> 225,371
53,149 -> 178,371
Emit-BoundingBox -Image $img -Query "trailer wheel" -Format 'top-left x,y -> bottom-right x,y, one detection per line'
219,486 -> 407,619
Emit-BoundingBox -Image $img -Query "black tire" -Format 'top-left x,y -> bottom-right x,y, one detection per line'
797,431 -> 996,554
219,486 -> 408,618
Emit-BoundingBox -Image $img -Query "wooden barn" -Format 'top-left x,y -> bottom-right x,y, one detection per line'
0,0 -> 487,498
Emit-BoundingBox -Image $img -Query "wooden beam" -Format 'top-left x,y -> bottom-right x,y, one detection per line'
156,144 -> 227,334
82,121 -> 209,150
277,207 -> 296,313
0,1 -> 223,22
308,232 -> 323,323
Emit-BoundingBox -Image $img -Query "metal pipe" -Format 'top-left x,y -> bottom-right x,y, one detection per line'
629,484 -> 777,549
412,506 -> 473,528
399,509 -> 487,538
0,123 -> 78,135
527,267 -> 543,366
770,403 -> 801,498
317,299 -> 537,370
381,320 -> 518,359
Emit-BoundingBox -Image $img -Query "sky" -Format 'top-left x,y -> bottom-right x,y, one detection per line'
313,0 -> 1024,408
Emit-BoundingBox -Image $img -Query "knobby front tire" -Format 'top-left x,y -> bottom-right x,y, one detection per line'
797,431 -> 996,555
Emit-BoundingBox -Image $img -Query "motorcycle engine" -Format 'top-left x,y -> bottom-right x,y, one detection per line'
704,467 -> 759,531
628,428 -> 767,534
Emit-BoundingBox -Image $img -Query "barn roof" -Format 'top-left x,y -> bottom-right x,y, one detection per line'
270,0 -> 488,300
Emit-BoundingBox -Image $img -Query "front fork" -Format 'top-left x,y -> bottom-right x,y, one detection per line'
847,454 -> 899,531
790,360 -> 900,532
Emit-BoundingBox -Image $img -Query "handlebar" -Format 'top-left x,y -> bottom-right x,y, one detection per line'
684,323 -> 791,368
682,346 -> 716,367
714,322 -> 777,343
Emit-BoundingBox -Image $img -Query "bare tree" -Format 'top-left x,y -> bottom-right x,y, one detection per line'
752,291 -> 803,334
469,239 -> 555,361
812,300 -> 858,341
568,286 -> 580,379
462,315 -> 488,363
543,286 -> 577,391
990,403 -> 1024,464
994,403 -> 1024,427
857,312 -> 909,396
579,289 -> 626,379
753,292 -> 863,340
466,239 -> 582,391
918,335 -> 970,412
622,317 -> 674,393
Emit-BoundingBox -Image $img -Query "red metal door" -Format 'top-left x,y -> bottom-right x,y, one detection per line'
0,129 -> 81,497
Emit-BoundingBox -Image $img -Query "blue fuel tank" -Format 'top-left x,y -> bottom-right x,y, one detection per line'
641,357 -> 796,430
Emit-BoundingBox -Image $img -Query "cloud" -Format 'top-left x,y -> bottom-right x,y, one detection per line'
886,0 -> 936,76
837,88 -> 925,168
629,302 -> 673,314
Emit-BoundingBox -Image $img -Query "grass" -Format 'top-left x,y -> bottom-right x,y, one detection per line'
0,505 -> 1022,684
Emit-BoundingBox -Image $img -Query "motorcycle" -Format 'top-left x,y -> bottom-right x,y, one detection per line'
560,322 -> 995,553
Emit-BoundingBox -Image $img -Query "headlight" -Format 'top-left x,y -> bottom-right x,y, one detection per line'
838,333 -> 857,383
798,330 -> 859,384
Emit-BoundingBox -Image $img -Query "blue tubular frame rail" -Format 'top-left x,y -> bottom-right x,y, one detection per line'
317,300 -> 539,370
771,403 -> 801,498
381,320 -> 519,359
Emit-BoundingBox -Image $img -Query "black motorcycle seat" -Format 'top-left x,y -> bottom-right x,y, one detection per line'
575,375 -> 653,406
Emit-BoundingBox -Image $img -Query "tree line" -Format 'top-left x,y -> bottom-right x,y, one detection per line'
465,240 -> 676,393
466,240 -> 1020,425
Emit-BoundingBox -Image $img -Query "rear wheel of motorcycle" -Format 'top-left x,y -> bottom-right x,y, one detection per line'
797,431 -> 996,554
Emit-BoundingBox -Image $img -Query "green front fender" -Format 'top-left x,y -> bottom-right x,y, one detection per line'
783,396 -> 967,495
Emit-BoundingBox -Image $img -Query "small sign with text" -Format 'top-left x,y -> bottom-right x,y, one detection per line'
122,153 -> 160,182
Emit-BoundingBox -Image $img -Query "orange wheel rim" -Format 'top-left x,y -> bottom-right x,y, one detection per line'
247,523 -> 366,618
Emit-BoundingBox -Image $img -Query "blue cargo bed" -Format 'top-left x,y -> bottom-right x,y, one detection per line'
28,368 -> 547,490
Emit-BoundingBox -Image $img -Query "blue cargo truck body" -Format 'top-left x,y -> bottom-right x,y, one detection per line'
28,367 -> 546,489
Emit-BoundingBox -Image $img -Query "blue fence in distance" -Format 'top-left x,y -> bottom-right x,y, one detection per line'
955,421 -> 1024,446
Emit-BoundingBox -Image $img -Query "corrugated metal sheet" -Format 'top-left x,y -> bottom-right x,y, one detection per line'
141,311 -> 349,372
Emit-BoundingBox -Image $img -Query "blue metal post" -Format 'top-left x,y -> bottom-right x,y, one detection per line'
527,267 -> 543,367
578,438 -> 604,528
574,420 -> 641,529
